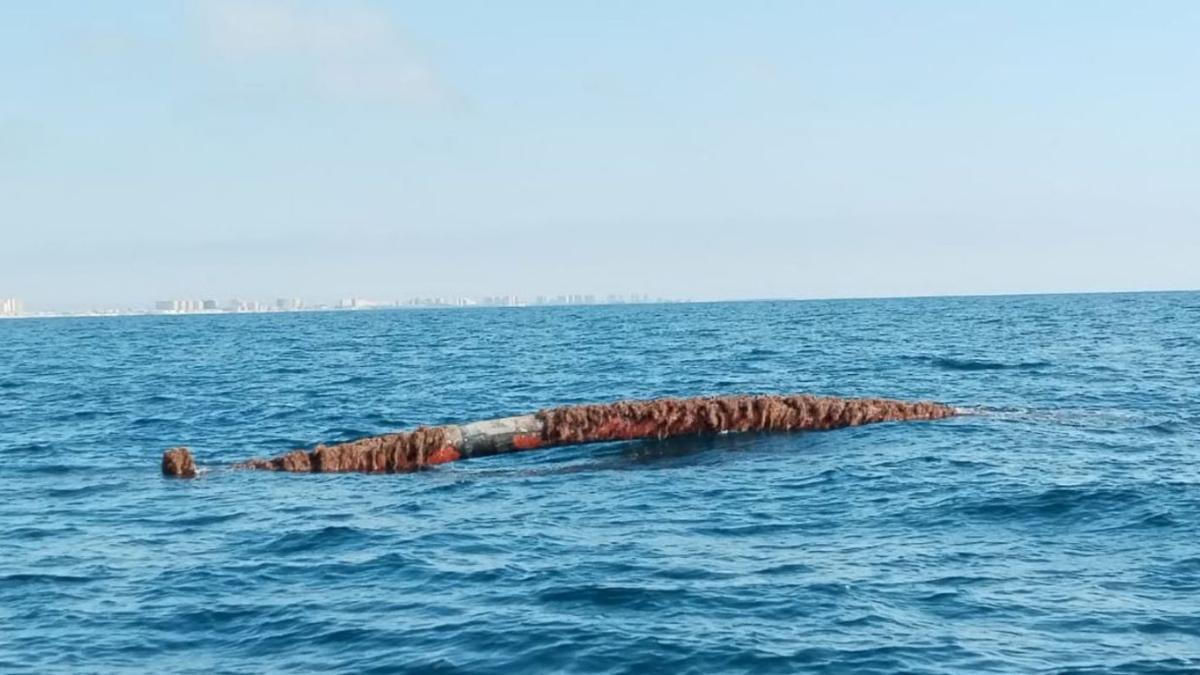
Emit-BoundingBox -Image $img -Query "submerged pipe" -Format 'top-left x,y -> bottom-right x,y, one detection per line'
161,394 -> 957,478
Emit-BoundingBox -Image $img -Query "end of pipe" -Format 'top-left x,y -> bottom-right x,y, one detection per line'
162,447 -> 197,478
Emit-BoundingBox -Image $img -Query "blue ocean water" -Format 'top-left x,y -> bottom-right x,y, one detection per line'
2,293 -> 1199,674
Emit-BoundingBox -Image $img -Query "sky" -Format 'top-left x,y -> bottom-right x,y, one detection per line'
1,1 -> 1198,310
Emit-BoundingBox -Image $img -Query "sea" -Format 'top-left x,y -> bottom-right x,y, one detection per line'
2,292 -> 1198,674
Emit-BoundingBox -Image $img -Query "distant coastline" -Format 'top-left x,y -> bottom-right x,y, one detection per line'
2,288 -> 1196,322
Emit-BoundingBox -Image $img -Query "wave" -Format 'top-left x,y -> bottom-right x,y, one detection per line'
257,525 -> 371,556
959,406 -> 1163,430
0,573 -> 97,587
3,442 -> 55,454
1136,421 -> 1183,435
915,356 -> 1052,371
955,485 -> 1147,523
130,416 -> 173,427
52,409 -> 118,422
174,512 -> 244,527
535,583 -> 687,610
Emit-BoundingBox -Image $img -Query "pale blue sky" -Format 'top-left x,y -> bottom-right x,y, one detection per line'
2,1 -> 1198,310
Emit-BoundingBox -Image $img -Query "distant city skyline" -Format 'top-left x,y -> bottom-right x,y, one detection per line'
0,291 -> 681,317
2,2 -> 1199,308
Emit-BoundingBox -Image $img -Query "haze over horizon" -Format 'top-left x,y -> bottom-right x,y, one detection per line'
3,1 -> 1198,312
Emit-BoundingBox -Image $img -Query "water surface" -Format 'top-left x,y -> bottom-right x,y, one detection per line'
2,293 -> 1199,673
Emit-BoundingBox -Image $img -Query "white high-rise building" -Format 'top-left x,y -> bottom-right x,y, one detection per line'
0,298 -> 23,316
154,299 -> 206,313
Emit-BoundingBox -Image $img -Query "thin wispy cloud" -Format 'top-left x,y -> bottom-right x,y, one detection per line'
196,0 -> 453,105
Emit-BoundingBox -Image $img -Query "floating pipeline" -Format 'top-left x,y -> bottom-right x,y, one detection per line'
161,394 -> 957,478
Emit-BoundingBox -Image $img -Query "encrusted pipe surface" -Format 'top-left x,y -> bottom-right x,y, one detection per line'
162,394 -> 957,478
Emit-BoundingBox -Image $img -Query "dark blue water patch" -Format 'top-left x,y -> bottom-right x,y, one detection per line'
130,416 -> 174,427
1137,420 -> 1183,435
318,428 -> 380,442
11,463 -> 94,478
535,584 -> 692,611
174,512 -> 245,528
267,366 -> 309,374
361,412 -> 414,427
43,482 -> 124,498
332,375 -> 374,386
953,485 -> 1148,524
1136,615 -> 1200,638
743,347 -> 782,358
0,573 -> 98,588
651,565 -> 739,582
51,409 -> 123,422
923,574 -> 998,587
9,525 -> 81,541
1129,511 -> 1178,528
256,525 -> 374,556
694,521 -> 802,537
143,603 -> 293,634
2,293 -> 1200,672
1045,659 -> 1200,675
1,442 -> 55,456
248,435 -> 317,452
754,562 -> 817,576
262,409 -> 309,422
907,355 -> 1053,371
